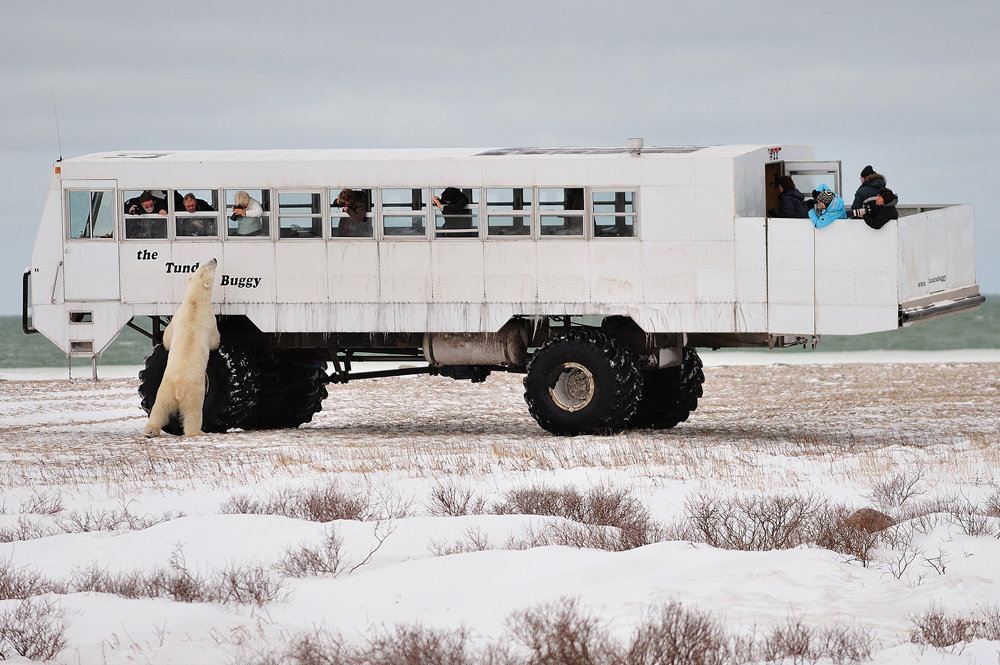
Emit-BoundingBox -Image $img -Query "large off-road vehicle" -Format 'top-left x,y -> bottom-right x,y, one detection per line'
23,143 -> 983,435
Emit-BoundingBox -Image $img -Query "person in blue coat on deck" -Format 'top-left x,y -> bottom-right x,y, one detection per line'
808,184 -> 847,228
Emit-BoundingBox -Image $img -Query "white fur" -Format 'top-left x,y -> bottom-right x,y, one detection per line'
143,259 -> 221,438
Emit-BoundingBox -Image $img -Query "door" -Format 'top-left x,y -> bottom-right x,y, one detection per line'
63,179 -> 121,301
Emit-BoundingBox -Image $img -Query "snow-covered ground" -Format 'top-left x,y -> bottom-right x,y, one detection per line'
0,355 -> 998,663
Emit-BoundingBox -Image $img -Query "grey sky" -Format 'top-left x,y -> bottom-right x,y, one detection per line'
2,0 -> 997,314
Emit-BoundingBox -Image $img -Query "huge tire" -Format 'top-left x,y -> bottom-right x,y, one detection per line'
138,339 -> 259,435
237,355 -> 328,430
630,347 -> 704,430
523,329 -> 642,436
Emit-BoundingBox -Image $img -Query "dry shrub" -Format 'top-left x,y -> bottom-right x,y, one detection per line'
813,507 -> 887,568
19,491 -> 65,516
870,470 -> 924,509
494,485 -> 661,551
627,601 -> 735,665
367,624 -> 474,665
427,481 -> 488,517
816,623 -> 875,665
507,596 -> 621,665
56,506 -> 184,533
279,527 -> 346,577
679,492 -> 828,551
70,546 -> 288,606
0,516 -> 58,544
984,490 -> 1000,518
758,616 -> 815,664
0,559 -> 64,599
222,483 -> 411,522
429,526 -> 494,557
909,605 -> 1000,647
0,597 -> 69,661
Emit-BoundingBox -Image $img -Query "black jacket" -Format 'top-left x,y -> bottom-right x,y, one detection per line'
776,188 -> 808,218
851,174 -> 887,211
862,196 -> 899,230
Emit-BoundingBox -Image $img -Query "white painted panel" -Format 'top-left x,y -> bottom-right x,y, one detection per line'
635,302 -> 734,333
379,242 -> 431,302
696,268 -> 735,302
767,219 -> 814,334
120,242 -> 173,303
275,242 -> 328,303
735,218 -> 767,304
328,242 -> 380,302
484,243 -> 536,302
735,302 -> 767,332
536,242 -> 589,302
816,304 -> 896,335
65,242 -> 120,301
221,242 -> 277,303
432,242 -> 485,302
642,241 -> 697,303
590,243 -> 642,302
640,187 -> 696,241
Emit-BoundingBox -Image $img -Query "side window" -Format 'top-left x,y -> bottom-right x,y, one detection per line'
225,189 -> 271,238
381,188 -> 427,237
122,189 -> 168,239
174,189 -> 219,239
486,188 -> 532,237
330,188 -> 374,238
67,190 -> 114,239
278,191 -> 322,239
538,188 -> 584,237
433,187 -> 479,239
592,190 -> 636,238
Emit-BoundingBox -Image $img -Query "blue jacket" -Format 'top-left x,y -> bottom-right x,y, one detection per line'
808,184 -> 847,228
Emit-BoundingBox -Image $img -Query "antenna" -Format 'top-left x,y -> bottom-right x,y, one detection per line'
51,86 -> 63,162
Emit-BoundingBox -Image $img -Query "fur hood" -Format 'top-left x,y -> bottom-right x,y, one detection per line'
864,172 -> 886,184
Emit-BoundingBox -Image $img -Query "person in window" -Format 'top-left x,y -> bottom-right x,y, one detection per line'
807,184 -> 847,228
176,193 -> 217,236
770,175 -> 808,218
334,189 -> 369,237
231,190 -> 264,236
433,187 -> 472,230
124,191 -> 167,216
851,165 -> 887,213
854,187 -> 899,230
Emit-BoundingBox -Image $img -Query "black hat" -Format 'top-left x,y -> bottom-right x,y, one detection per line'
860,165 -> 875,179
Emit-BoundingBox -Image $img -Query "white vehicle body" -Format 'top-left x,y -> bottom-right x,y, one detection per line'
22,144 -> 983,435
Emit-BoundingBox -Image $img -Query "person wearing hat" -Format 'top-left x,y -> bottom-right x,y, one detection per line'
771,175 -> 808,218
808,184 -> 847,228
857,187 -> 899,230
851,165 -> 887,212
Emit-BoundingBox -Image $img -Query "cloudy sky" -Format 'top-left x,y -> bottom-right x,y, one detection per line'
1,0 -> 997,314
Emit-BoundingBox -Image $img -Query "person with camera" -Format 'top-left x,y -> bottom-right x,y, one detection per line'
124,191 -> 168,216
854,187 -> 898,230
851,165 -> 887,213
230,190 -> 263,236
334,189 -> 369,237
807,184 -> 847,228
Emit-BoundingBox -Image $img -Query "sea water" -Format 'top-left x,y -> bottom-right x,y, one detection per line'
1,297 -> 997,368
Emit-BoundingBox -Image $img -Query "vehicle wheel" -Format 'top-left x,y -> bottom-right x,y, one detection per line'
237,355 -> 328,430
630,347 -> 705,429
138,339 -> 259,435
523,329 -> 642,436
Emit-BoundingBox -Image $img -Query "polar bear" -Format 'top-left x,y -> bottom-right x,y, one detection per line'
143,259 -> 221,437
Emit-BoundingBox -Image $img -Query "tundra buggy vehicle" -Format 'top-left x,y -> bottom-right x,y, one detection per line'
23,143 -> 983,435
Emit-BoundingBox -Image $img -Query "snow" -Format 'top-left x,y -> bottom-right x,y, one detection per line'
0,355 -> 998,662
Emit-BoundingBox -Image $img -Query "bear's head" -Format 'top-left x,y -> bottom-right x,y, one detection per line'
184,258 -> 218,303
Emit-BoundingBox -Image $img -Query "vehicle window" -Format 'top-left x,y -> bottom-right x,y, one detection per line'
278,191 -> 322,239
433,187 -> 478,239
487,188 -> 532,237
122,189 -> 168,240
175,189 -> 219,238
592,190 -> 636,238
225,189 -> 271,238
67,190 -> 114,239
329,188 -> 374,238
381,188 -> 426,237
538,187 -> 584,237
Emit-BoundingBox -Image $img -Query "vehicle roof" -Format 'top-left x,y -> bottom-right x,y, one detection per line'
62,145 -> 785,164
